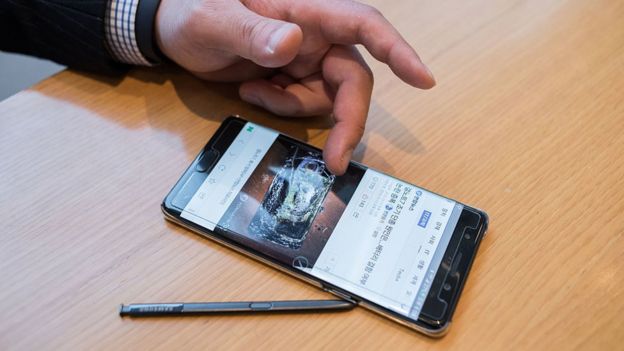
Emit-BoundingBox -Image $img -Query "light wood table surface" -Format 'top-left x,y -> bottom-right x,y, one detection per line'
1,0 -> 623,349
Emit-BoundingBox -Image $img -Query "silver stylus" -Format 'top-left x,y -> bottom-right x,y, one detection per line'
119,299 -> 356,317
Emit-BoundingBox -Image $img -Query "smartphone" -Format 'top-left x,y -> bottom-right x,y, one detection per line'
162,116 -> 488,336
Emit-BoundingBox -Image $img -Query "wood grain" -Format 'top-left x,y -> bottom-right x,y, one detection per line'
1,0 -> 623,349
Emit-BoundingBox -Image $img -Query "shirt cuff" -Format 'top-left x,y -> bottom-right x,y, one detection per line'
105,0 -> 161,65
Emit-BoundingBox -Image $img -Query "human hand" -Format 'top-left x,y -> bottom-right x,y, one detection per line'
155,0 -> 435,174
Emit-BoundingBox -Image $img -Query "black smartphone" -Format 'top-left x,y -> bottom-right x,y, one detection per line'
162,116 -> 488,336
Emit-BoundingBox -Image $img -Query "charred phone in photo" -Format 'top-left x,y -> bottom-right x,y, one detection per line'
162,116 -> 488,337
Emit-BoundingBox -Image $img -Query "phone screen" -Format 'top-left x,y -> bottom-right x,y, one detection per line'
178,122 -> 463,320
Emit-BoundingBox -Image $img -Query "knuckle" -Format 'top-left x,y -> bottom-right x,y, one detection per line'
350,47 -> 375,86
183,1 -> 211,38
239,16 -> 260,42
360,4 -> 384,19
238,16 -> 268,55
354,123 -> 366,139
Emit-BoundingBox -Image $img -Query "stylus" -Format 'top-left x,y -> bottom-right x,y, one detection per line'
119,299 -> 356,317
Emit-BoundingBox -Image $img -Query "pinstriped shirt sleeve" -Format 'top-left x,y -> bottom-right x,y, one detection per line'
105,0 -> 153,65
2,0 -> 126,73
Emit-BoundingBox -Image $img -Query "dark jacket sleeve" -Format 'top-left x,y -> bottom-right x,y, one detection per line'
0,0 -> 126,73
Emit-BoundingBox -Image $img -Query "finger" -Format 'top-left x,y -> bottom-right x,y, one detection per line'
192,60 -> 275,82
239,73 -> 334,116
283,0 -> 435,88
200,1 -> 303,67
321,45 -> 373,175
270,73 -> 296,88
279,47 -> 328,79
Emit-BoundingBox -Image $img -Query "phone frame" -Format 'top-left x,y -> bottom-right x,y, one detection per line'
162,116 -> 489,337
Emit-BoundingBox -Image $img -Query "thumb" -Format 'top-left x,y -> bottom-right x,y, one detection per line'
223,4 -> 302,67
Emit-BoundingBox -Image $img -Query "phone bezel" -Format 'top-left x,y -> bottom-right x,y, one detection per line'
161,116 -> 488,336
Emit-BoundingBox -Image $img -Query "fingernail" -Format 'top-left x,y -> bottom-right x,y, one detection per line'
241,92 -> 261,106
424,65 -> 436,85
266,25 -> 291,55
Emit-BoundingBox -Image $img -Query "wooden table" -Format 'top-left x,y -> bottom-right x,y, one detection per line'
1,0 -> 623,349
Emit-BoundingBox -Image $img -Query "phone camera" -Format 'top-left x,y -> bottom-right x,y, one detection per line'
464,233 -> 471,240
443,283 -> 452,291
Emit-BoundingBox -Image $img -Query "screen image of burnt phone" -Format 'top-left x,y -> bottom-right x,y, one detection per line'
215,135 -> 365,269
249,150 -> 335,249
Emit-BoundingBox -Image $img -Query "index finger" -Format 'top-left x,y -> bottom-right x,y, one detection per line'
283,0 -> 435,89
322,45 -> 373,175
